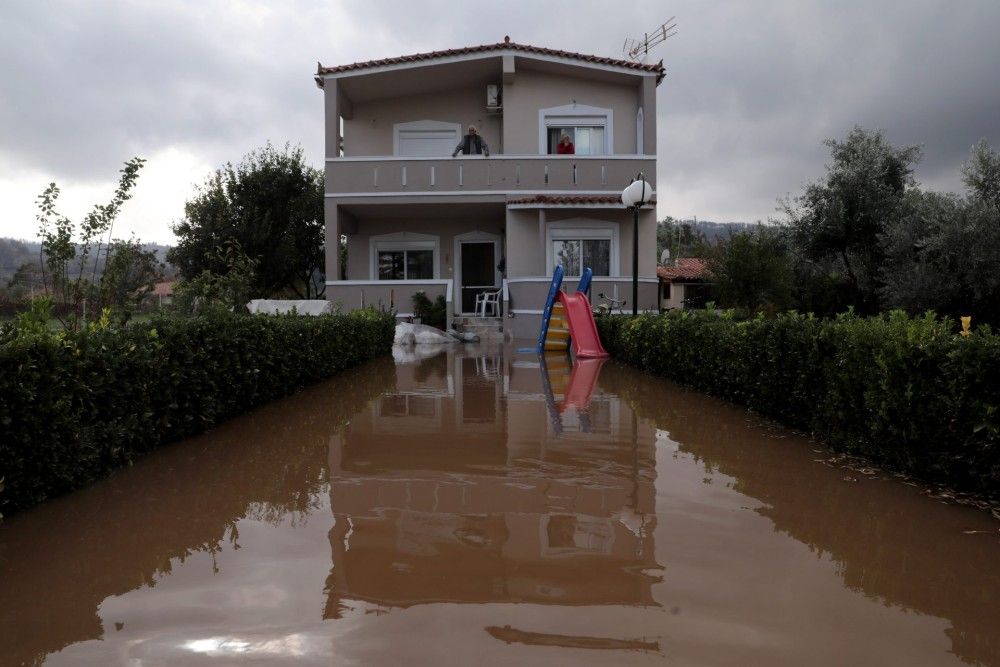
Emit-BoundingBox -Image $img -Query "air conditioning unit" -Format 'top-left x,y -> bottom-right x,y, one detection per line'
486,84 -> 501,109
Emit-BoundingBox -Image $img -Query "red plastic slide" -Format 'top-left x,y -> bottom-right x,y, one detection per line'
557,291 -> 609,359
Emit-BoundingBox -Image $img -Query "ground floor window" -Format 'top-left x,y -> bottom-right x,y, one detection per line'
552,238 -> 611,276
548,222 -> 616,277
370,234 -> 438,281
377,248 -> 434,280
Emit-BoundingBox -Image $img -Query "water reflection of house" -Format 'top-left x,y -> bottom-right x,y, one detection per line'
325,346 -> 659,615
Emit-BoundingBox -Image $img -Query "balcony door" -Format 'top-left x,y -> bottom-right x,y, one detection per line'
455,232 -> 501,315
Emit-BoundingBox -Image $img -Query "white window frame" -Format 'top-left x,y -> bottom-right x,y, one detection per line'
545,218 -> 619,277
538,103 -> 613,155
369,232 -> 440,280
453,230 -> 503,315
392,120 -> 461,157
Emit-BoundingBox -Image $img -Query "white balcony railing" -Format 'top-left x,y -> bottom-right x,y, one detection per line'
325,155 -> 655,197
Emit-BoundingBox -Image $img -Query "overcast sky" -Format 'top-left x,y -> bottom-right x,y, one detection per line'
1,0 -> 998,244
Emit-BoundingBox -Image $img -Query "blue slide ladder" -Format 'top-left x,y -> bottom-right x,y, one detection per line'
518,265 -> 564,353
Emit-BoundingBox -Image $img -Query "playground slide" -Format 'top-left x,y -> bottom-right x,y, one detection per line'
559,291 -> 609,359
520,266 -> 609,357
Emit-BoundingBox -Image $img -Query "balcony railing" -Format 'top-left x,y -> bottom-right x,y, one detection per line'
325,155 -> 655,197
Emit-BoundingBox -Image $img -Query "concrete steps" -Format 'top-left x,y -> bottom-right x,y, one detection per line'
452,316 -> 506,340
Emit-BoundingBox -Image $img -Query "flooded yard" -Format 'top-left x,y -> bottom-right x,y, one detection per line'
1,342 -> 998,666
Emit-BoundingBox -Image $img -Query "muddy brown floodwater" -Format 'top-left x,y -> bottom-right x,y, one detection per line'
1,342 -> 999,666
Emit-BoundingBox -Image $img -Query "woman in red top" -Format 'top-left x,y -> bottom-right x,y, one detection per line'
556,133 -> 575,154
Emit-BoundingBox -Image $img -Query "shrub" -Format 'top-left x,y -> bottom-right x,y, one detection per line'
597,310 -> 1000,494
0,309 -> 395,516
412,291 -> 447,329
704,225 -> 795,313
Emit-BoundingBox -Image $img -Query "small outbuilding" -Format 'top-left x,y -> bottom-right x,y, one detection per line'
151,280 -> 175,307
657,258 -> 712,310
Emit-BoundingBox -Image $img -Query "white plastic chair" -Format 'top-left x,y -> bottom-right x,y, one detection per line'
475,289 -> 503,317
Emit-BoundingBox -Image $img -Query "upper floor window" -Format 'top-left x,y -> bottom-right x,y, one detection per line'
539,104 -> 613,156
546,126 -> 606,156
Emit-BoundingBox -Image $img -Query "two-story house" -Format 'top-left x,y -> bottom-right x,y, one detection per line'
316,37 -> 663,338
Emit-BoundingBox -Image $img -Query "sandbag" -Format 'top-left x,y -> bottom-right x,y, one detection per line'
394,322 -> 458,346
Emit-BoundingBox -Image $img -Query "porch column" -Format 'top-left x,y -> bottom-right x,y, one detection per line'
537,209 -> 546,271
501,55 -> 515,154
325,199 -> 341,283
323,80 -> 353,157
639,77 -> 657,155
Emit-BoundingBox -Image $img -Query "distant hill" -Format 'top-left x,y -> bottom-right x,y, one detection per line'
0,238 -> 42,285
676,219 -> 757,243
0,237 -> 177,287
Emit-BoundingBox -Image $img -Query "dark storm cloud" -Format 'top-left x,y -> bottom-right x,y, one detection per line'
1,0 -> 998,225
0,1 -> 325,181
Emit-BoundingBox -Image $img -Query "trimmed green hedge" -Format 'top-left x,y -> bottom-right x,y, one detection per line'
597,311 -> 1000,494
0,309 -> 395,516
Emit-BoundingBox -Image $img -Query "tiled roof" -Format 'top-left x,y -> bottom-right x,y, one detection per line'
152,280 -> 175,296
507,194 -> 631,206
317,37 -> 665,82
657,258 -> 711,282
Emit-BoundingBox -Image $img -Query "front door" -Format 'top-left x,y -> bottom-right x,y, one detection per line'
459,241 -> 498,314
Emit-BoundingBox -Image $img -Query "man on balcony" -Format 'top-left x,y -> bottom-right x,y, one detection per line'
451,125 -> 490,157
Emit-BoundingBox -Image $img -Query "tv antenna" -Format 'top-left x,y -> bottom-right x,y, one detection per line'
623,17 -> 677,62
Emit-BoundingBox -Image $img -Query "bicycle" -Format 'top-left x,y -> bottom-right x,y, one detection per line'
594,292 -> 626,316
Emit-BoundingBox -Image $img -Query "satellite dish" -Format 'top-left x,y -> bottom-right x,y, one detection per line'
660,248 -> 671,265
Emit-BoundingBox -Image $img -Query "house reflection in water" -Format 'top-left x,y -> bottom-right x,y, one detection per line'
324,344 -> 660,615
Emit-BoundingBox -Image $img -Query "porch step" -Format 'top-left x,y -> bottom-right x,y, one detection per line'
452,316 -> 502,327
452,316 -> 506,340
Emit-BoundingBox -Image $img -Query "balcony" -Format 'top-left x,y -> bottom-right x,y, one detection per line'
325,155 -> 655,199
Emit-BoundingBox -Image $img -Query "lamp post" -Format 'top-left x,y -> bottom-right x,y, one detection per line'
621,174 -> 654,317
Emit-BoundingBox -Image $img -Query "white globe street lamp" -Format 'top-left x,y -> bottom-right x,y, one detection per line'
621,174 -> 654,316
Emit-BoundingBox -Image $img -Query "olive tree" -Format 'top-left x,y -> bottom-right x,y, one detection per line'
879,141 -> 1000,322
784,127 -> 921,314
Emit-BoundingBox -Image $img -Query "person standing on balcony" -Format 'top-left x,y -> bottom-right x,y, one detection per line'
556,133 -> 575,154
452,125 -> 490,157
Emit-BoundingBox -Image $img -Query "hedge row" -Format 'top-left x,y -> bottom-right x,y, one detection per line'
0,309 -> 396,516
597,311 -> 1000,494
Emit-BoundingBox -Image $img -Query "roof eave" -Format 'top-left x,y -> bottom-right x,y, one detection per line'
316,42 -> 665,81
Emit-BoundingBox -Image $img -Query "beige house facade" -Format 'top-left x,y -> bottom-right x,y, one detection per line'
317,38 -> 664,338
